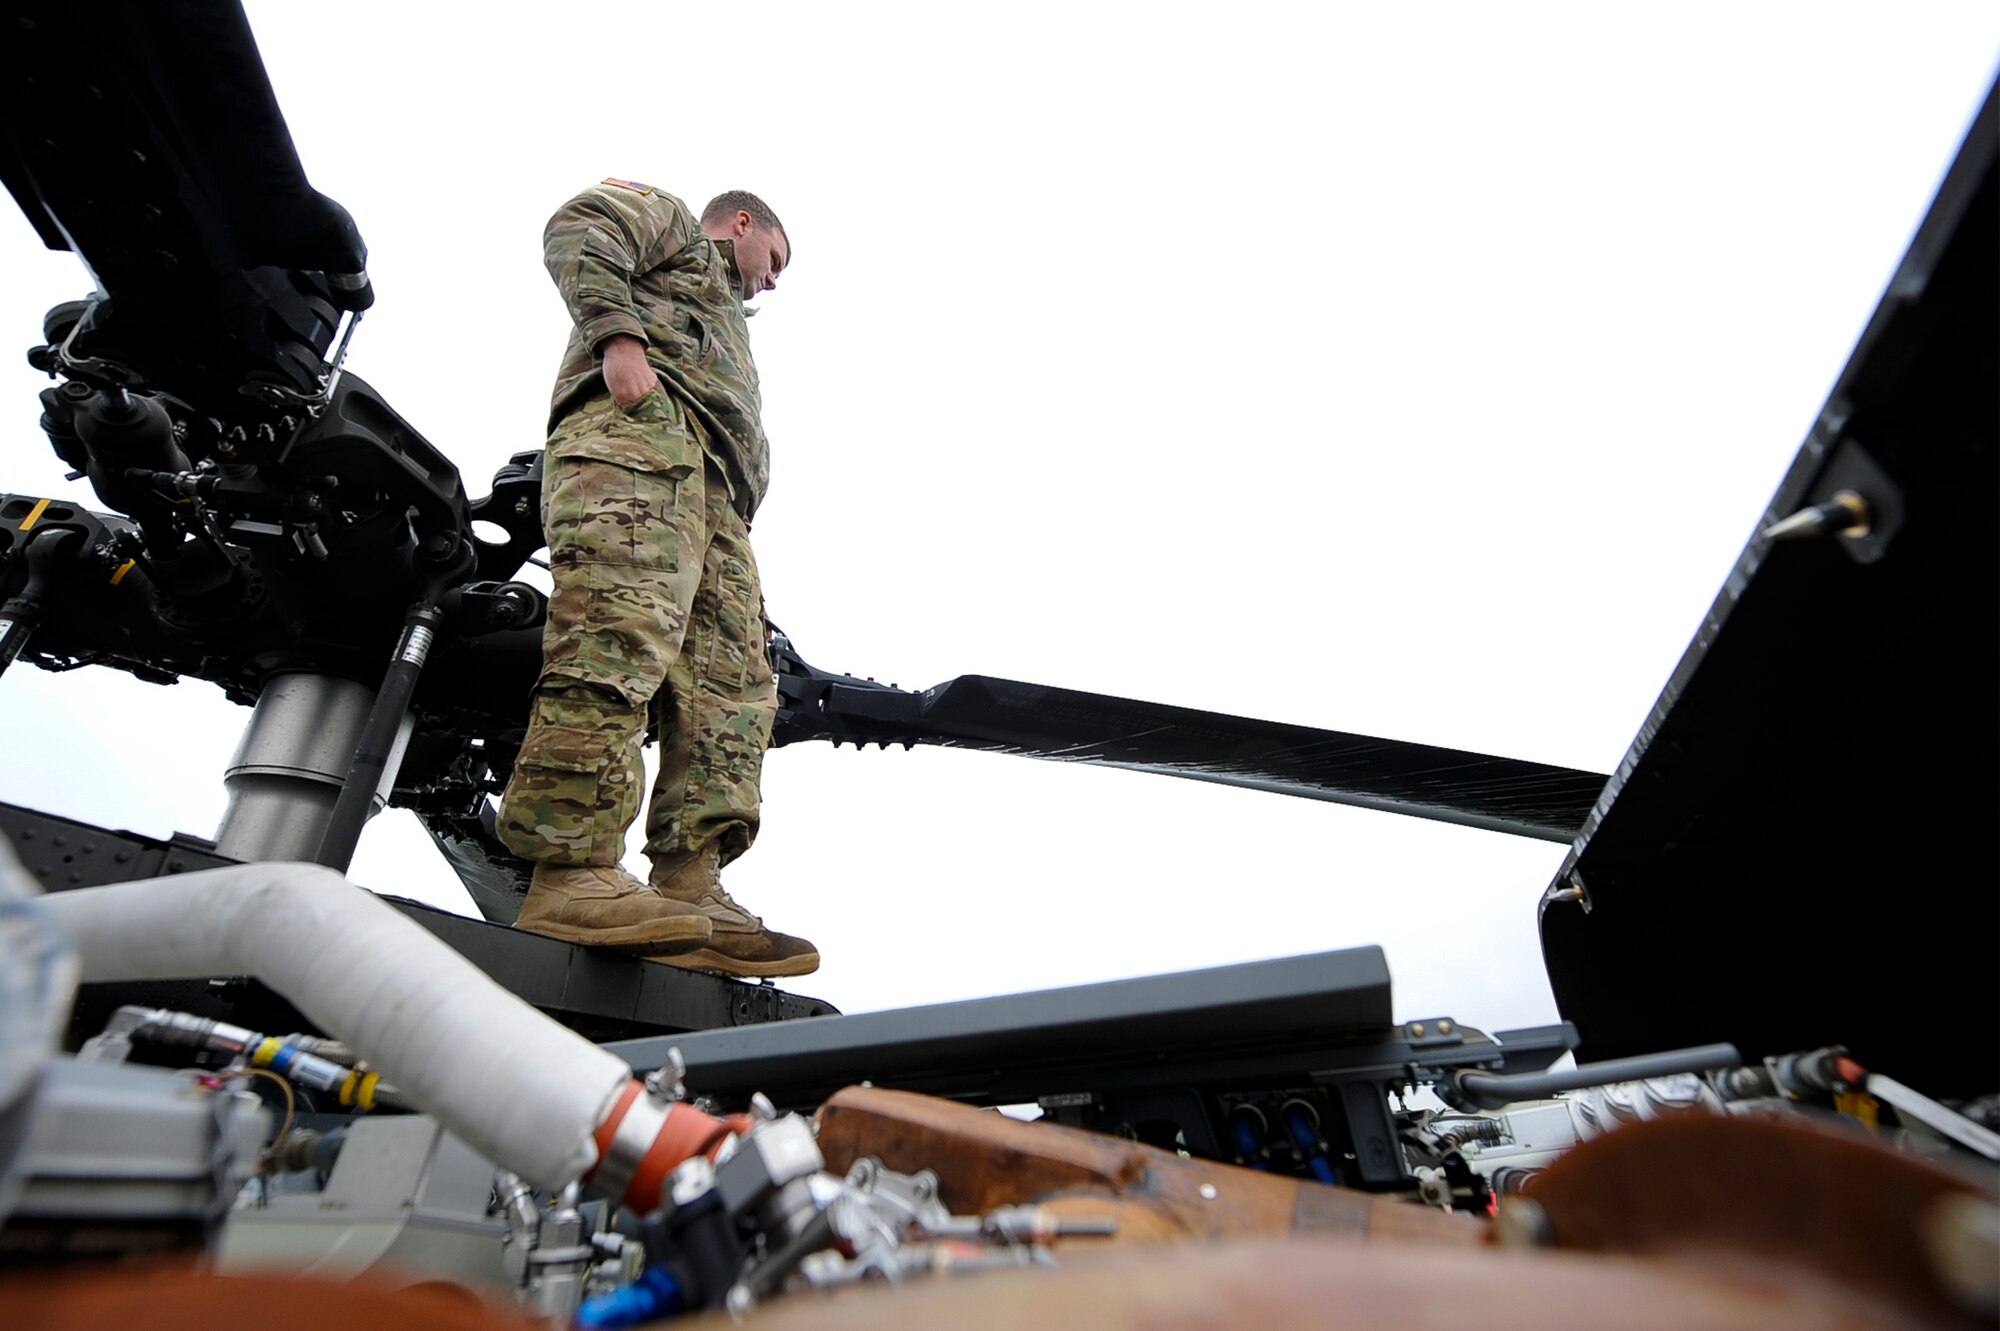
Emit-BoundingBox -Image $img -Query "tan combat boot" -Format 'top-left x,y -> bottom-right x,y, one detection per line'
645,845 -> 819,977
515,864 -> 713,955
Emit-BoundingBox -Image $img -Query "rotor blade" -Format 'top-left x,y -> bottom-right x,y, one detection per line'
1,0 -> 369,412
772,642 -> 1606,843
416,803 -> 530,927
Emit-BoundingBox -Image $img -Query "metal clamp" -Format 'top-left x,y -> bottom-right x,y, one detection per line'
591,1093 -> 673,1211
643,1048 -> 688,1104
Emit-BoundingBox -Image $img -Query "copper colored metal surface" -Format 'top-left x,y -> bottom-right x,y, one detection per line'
0,1262 -> 544,1331
812,1085 -> 1482,1246
696,1233 -> 1927,1331
1522,1112 -> 1991,1328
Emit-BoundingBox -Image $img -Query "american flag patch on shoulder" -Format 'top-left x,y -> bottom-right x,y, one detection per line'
601,177 -> 655,194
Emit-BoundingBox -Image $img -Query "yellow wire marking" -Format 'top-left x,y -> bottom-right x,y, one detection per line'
1835,1089 -> 1880,1134
14,500 -> 135,584
252,1037 -> 286,1068
339,1069 -> 381,1111
216,1066 -> 298,1145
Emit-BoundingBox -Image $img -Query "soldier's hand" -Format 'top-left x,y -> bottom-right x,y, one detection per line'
601,334 -> 660,407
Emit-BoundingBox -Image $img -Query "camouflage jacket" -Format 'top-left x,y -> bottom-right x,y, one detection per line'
543,179 -> 769,517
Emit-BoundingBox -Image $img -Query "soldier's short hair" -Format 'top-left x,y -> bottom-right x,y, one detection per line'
702,191 -> 789,254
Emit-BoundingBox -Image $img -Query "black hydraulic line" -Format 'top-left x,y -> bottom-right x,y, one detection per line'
0,604 -> 35,675
0,526 -> 86,678
313,598 -> 447,872
737,1204 -> 837,1303
315,529 -> 476,871
1450,1042 -> 1741,1109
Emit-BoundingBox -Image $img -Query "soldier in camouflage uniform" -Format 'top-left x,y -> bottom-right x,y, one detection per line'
495,180 -> 816,978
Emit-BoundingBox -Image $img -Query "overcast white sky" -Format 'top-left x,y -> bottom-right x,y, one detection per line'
2,5 -> 1994,1031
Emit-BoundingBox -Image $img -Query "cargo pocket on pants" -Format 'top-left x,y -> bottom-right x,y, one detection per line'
705,555 -> 758,696
543,452 -> 695,573
497,721 -> 636,864
540,561 -> 693,708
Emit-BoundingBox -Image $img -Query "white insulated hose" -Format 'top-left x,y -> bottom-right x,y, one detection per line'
41,862 -> 634,1191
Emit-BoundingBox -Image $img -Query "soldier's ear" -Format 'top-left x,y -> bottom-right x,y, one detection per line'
733,210 -> 755,238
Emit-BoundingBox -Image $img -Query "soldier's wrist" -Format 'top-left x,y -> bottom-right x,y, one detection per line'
587,323 -> 648,361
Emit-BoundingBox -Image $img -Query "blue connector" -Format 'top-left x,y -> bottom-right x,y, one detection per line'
1284,1106 -> 1337,1186
575,1266 -> 684,1328
1233,1115 -> 1269,1171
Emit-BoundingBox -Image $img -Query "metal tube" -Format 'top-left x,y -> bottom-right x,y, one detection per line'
1865,1073 -> 2000,1161
43,865 -> 739,1207
215,673 -> 379,862
41,863 -> 631,1190
313,601 -> 442,871
1452,1043 -> 1742,1109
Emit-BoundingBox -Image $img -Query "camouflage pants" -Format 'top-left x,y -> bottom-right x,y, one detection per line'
495,387 -> 776,869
